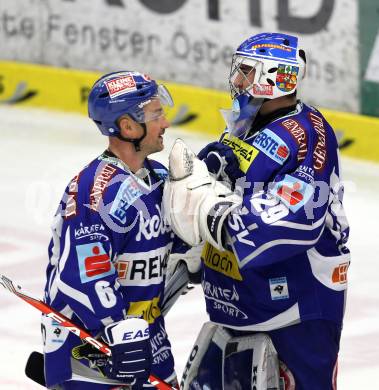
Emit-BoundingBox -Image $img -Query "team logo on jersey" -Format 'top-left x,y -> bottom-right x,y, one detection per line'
42,315 -> 70,353
269,277 -> 289,300
127,297 -> 161,324
271,175 -> 314,212
221,135 -> 259,173
253,128 -> 289,165
51,326 -> 64,344
105,75 -> 137,99
76,242 -> 115,283
276,64 -> 299,93
110,176 -> 144,223
201,242 -> 243,281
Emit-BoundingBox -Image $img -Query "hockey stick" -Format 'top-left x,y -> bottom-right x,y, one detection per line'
23,264 -> 192,388
0,275 -> 175,390
161,262 -> 191,317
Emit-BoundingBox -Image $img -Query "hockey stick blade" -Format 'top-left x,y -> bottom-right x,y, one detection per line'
0,275 -> 175,390
25,351 -> 46,387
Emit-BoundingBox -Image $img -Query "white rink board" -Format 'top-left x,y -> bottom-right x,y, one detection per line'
0,106 -> 378,388
0,0 -> 359,112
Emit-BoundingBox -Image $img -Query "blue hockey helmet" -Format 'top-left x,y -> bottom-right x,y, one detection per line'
229,32 -> 306,99
88,71 -> 173,136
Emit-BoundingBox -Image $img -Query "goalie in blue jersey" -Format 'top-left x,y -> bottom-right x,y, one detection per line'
164,33 -> 350,389
42,71 -> 181,389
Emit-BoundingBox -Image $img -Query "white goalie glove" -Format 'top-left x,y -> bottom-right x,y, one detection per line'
163,139 -> 242,250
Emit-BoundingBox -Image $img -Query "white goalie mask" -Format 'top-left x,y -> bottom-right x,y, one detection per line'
229,32 -> 306,100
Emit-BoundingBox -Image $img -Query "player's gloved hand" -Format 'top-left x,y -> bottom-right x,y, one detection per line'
197,141 -> 243,183
102,318 -> 152,386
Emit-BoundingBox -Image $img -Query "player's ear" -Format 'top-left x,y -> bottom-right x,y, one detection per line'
118,115 -> 131,130
118,115 -> 137,137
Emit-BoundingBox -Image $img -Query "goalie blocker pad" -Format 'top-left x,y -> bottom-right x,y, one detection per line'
181,322 -> 280,390
201,199 -> 238,250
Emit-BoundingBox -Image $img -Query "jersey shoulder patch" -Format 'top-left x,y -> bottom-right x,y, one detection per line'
110,174 -> 145,224
221,135 -> 259,173
252,127 -> 290,166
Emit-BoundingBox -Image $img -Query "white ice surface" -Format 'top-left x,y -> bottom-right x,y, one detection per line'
0,106 -> 378,388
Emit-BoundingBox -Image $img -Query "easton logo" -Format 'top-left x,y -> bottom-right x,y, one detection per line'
122,327 -> 149,341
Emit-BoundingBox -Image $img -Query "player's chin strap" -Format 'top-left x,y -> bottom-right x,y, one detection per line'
117,122 -> 147,152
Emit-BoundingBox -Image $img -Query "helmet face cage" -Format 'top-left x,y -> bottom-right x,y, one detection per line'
88,71 -> 173,136
228,32 -> 305,100
229,56 -> 263,99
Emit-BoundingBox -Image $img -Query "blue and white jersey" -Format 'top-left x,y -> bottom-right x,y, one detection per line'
43,151 -> 176,387
201,102 -> 350,331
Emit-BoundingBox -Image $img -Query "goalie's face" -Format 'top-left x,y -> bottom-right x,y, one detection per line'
234,65 -> 256,90
230,60 -> 257,98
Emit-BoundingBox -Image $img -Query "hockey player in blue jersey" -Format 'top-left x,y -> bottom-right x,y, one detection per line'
164,33 -> 350,389
43,71 -> 180,389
